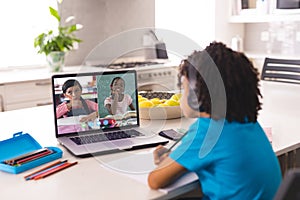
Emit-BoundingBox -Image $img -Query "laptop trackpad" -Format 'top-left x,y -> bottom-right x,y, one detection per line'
103,139 -> 134,149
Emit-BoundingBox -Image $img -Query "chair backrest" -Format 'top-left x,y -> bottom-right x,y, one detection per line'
261,57 -> 300,84
273,168 -> 300,200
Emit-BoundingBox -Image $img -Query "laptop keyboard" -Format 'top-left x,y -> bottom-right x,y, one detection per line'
70,129 -> 144,145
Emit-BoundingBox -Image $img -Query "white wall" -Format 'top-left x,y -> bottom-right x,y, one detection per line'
155,0 -> 244,56
155,0 -> 215,49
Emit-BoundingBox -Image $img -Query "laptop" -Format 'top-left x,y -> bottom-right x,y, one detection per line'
51,70 -> 168,157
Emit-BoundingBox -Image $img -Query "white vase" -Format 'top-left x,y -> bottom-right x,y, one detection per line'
46,51 -> 65,72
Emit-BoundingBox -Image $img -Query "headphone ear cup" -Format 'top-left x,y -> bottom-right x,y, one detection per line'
188,86 -> 201,111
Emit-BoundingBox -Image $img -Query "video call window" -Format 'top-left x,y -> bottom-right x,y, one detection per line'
53,72 -> 138,135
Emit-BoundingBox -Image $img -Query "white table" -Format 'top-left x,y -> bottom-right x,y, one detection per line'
258,81 -> 300,152
0,105 -> 197,200
1,80 -> 300,200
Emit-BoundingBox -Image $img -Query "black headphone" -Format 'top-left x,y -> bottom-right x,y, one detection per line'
187,68 -> 203,112
185,50 -> 215,113
185,49 -> 227,116
188,85 -> 206,112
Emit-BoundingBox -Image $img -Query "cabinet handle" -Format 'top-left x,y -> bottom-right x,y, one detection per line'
35,81 -> 51,86
36,102 -> 53,106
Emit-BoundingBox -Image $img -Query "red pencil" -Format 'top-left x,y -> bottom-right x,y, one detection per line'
33,161 -> 78,180
17,149 -> 53,165
6,148 -> 48,165
24,160 -> 68,180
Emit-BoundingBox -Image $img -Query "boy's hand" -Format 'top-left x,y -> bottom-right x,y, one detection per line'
153,145 -> 169,165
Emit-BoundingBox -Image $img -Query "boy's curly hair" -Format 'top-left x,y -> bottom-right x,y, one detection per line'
178,42 -> 262,123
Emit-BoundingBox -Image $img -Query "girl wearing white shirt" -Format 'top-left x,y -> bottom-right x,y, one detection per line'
104,77 -> 135,115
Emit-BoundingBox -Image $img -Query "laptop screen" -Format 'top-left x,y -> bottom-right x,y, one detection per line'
52,70 -> 139,137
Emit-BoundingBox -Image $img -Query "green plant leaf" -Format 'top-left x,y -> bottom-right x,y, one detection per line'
67,24 -> 78,33
49,6 -> 60,22
34,5 -> 82,56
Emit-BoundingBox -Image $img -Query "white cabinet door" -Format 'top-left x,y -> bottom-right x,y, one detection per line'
0,85 -> 4,112
4,79 -> 52,111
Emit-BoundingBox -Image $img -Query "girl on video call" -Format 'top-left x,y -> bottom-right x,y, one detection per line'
104,77 -> 135,115
148,42 -> 282,199
56,79 -> 98,122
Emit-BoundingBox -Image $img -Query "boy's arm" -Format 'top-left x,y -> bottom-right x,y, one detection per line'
148,157 -> 187,189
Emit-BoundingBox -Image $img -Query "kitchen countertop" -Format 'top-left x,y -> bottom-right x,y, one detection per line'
0,61 -> 179,85
0,66 -> 82,84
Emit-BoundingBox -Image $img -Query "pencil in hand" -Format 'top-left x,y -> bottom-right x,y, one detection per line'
154,131 -> 188,165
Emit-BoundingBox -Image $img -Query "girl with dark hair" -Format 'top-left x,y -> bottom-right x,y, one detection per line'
56,79 -> 98,122
104,77 -> 135,115
148,42 -> 282,199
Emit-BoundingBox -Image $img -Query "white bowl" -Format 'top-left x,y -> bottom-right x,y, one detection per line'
139,106 -> 183,120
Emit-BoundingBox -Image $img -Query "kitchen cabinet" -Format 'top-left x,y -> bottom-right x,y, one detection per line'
230,13 -> 300,23
276,142 -> 300,176
0,85 -> 4,112
1,79 -> 52,111
229,0 -> 300,23
227,1 -> 300,74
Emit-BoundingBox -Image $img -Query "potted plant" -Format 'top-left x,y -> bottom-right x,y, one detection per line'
34,6 -> 82,72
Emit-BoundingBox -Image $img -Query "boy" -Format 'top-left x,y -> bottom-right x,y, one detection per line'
148,42 -> 282,199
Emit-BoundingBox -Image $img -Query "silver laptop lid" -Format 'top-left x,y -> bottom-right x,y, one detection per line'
51,70 -> 140,138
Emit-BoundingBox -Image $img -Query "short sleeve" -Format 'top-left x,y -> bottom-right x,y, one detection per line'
170,118 -> 212,172
124,94 -> 132,105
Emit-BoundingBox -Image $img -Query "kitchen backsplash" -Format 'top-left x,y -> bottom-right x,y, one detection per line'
60,0 -> 155,66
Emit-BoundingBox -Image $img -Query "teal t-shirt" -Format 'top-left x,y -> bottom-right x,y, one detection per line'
170,118 -> 282,200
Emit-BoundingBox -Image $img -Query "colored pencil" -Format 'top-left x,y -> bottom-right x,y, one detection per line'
16,149 -> 53,165
24,160 -> 68,180
26,162 -> 67,181
5,148 -> 48,165
166,131 -> 188,153
33,161 -> 78,180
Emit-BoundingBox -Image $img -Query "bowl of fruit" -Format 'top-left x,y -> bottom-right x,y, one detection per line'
138,91 -> 183,120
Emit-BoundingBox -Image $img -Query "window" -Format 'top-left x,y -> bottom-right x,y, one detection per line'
0,0 -> 57,68
155,0 -> 215,55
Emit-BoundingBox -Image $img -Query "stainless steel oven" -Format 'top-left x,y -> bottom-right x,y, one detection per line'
90,61 -> 179,91
135,65 -> 178,91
